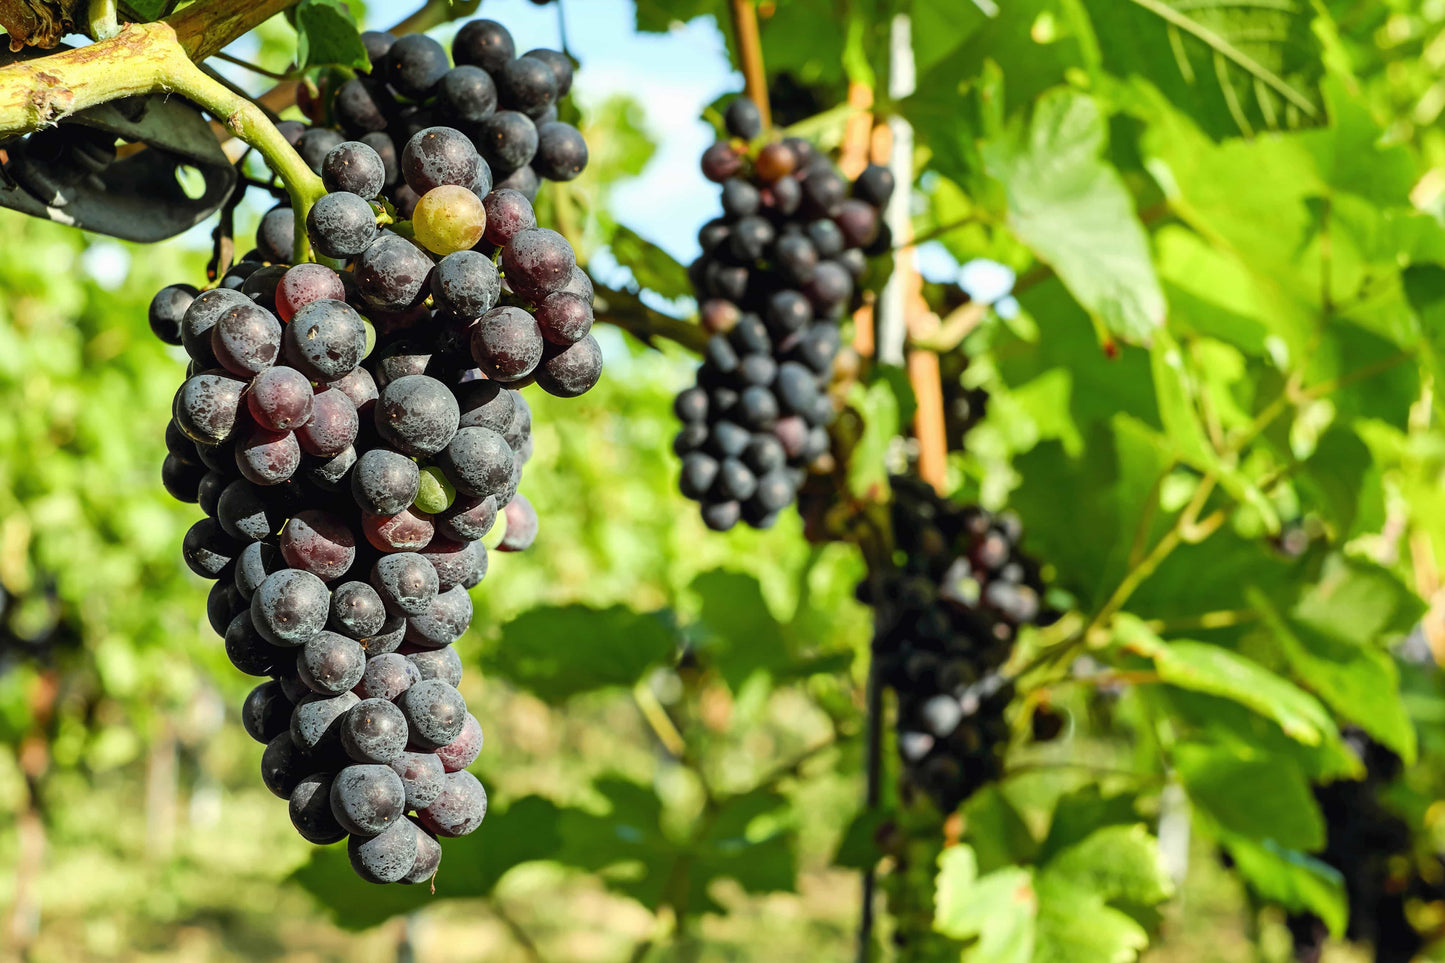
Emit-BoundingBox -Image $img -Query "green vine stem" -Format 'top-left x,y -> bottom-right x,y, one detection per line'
0,5 -> 324,262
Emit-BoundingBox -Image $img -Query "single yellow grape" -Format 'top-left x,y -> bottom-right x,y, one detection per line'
412,185 -> 487,255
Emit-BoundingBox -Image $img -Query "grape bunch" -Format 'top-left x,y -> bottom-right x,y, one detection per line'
298,19 -> 586,211
671,97 -> 894,531
151,78 -> 597,881
858,476 -> 1057,812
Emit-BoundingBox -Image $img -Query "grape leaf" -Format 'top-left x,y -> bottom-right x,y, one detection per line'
1220,832 -> 1347,938
981,89 -> 1166,343
1173,743 -> 1325,850
487,604 -> 677,703
294,0 -> 369,72
934,846 -> 1037,963
1083,0 -> 1324,139
609,225 -> 692,301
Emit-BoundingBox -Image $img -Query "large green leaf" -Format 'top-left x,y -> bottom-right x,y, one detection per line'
1121,619 -> 1337,747
935,827 -> 1170,963
487,604 -> 677,703
609,225 -> 693,301
934,846 -> 1037,963
294,0 -> 369,71
981,88 -> 1165,343
1220,833 -> 1347,937
1251,570 -> 1420,763
1084,0 -> 1324,139
1173,743 -> 1325,850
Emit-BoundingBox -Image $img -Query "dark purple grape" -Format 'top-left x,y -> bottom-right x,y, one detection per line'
853,163 -> 895,208
349,818 -> 418,883
729,215 -> 775,260
403,584 -> 473,648
407,646 -> 463,687
501,227 -> 576,300
431,250 -> 501,318
183,517 -> 240,579
327,366 -> 379,415
807,219 -> 845,258
376,374 -> 461,457
773,233 -> 819,285
471,305 -> 543,381
333,77 -> 391,136
835,199 -> 880,248
752,470 -> 796,512
282,299 -> 366,381
417,770 -> 487,837
721,178 -> 760,218
234,540 -> 281,599
149,283 -> 197,345
359,131 -> 399,187
290,689 -> 359,757
257,205 -> 296,262
162,454 -> 205,502
402,826 -> 443,884
290,772 -> 348,844
535,335 -> 602,397
402,126 -> 482,194
216,479 -> 279,542
330,763 -> 406,835
342,698 -> 409,764
397,679 -> 467,750
330,580 -> 387,639
674,387 -> 708,423
211,302 -> 281,377
390,751 -> 446,810
724,98 -> 762,139
495,164 -> 539,201
280,510 -> 356,581
174,370 -> 245,445
453,18 -> 515,72
437,426 -> 514,499
482,188 -> 536,247
701,141 -> 743,182
535,291 -> 593,345
420,537 -> 487,592
435,492 -> 498,542
679,452 -> 719,499
242,679 -> 292,743
322,141 -> 387,199
352,448 -> 420,515
357,652 -> 419,702
435,712 -> 483,772
247,366 -> 313,432
766,290 -> 812,334
363,507 -> 435,552
384,34 -> 449,99
225,611 -> 287,676
261,731 -> 308,798
207,579 -> 245,635
360,617 -> 407,657
251,568 -> 330,647
477,110 -> 538,175
298,631 -> 366,695
296,128 -> 345,175
702,499 -> 741,531
371,552 -> 439,617
496,55 -> 557,118
235,425 -> 301,486
361,29 -> 395,67
498,493 -> 538,552
803,260 -> 853,315
297,387 -> 359,457
276,263 -> 346,323
356,235 -> 433,312
307,191 -> 378,259
437,65 -> 498,126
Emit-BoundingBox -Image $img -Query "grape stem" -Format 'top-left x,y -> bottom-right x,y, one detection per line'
728,0 -> 771,128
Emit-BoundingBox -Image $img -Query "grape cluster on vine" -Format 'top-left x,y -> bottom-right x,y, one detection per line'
297,20 -> 586,213
859,476 -> 1057,812
151,17 -> 597,885
672,97 -> 894,531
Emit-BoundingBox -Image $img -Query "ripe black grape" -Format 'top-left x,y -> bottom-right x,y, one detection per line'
149,283 -> 197,345
306,191 -> 379,259
384,34 -> 450,100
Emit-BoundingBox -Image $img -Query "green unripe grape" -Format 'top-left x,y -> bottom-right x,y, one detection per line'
412,185 -> 487,255
414,465 -> 455,514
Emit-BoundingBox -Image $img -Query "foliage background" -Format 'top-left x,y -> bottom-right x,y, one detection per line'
6,0 -> 1445,961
